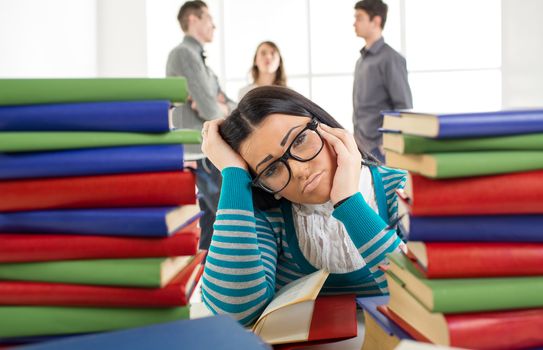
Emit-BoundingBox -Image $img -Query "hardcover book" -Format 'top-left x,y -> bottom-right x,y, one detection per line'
0,129 -> 201,153
0,171 -> 197,212
0,100 -> 182,132
381,109 -> 543,138
0,145 -> 187,180
407,241 -> 543,278
0,78 -> 188,106
401,171 -> 543,216
385,150 -> 543,178
0,206 -> 202,237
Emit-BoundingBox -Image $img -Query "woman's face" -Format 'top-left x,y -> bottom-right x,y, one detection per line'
239,114 -> 337,204
254,44 -> 281,75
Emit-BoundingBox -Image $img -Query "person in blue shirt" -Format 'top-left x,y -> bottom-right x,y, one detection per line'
200,86 -> 407,325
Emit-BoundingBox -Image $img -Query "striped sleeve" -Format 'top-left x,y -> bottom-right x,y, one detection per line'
201,167 -> 278,326
332,192 -> 404,293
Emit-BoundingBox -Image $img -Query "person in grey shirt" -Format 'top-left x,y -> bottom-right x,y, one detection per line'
166,0 -> 235,250
352,0 -> 412,161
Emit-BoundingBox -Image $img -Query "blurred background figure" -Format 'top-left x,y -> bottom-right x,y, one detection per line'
238,41 -> 287,100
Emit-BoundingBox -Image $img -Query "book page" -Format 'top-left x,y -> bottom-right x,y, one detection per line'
252,269 -> 329,330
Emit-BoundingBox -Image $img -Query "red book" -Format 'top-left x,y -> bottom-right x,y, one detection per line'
274,295 -> 358,349
380,305 -> 543,350
408,241 -> 543,278
0,171 -> 196,212
0,222 -> 200,263
402,170 -> 543,216
0,251 -> 206,307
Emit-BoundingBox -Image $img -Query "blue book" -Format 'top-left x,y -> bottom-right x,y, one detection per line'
17,316 -> 270,350
0,144 -> 184,180
0,207 -> 202,237
381,108 -> 543,138
0,100 -> 176,132
408,214 -> 543,242
356,296 -> 411,340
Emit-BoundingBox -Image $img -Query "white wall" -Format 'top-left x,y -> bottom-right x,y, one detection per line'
96,0 -> 148,77
502,0 -> 543,108
0,0 -> 97,78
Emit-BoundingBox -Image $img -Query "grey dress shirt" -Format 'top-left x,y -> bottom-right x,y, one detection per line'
166,36 -> 236,155
352,37 -> 412,151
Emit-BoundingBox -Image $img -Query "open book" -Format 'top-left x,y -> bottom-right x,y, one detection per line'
251,269 -> 357,346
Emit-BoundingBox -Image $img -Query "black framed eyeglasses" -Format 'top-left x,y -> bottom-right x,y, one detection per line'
252,118 -> 324,194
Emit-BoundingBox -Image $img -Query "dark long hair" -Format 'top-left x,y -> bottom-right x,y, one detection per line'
219,86 -> 378,210
251,41 -> 287,87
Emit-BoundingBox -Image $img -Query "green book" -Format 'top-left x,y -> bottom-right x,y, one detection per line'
0,129 -> 202,152
0,256 -> 193,288
0,306 -> 189,338
385,150 -> 543,178
387,252 -> 543,313
383,132 -> 543,154
0,78 -> 187,105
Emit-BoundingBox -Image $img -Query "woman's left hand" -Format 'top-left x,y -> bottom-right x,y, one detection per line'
318,124 -> 362,205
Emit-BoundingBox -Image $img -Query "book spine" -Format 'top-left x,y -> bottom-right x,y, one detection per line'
0,170 -> 196,212
409,170 -> 543,216
439,110 -> 543,138
420,242 -> 543,278
408,215 -> 543,242
447,308 -> 543,349
0,208 -> 177,237
0,145 -> 185,180
0,231 -> 199,262
0,100 -> 171,132
0,258 -> 174,287
0,78 -> 188,106
0,306 -> 189,338
432,276 -> 543,313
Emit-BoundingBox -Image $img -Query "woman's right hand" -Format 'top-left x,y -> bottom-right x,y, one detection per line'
201,119 -> 248,172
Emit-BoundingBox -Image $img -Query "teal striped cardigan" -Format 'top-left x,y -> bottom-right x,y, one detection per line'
202,165 -> 407,326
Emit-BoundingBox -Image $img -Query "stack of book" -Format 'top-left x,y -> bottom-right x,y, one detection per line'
0,78 -> 206,343
376,109 -> 543,350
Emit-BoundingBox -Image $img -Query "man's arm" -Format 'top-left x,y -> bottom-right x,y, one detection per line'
384,54 -> 413,110
166,48 -> 224,120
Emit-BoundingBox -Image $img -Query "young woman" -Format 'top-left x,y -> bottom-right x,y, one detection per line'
238,41 -> 287,100
201,86 -> 407,326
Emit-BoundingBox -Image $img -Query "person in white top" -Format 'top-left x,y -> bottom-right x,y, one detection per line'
238,41 -> 287,100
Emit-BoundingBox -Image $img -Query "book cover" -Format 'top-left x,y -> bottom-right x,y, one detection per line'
0,305 -> 190,338
384,274 -> 543,350
387,252 -> 543,313
0,222 -> 200,262
0,206 -> 202,237
0,100 -> 179,132
0,78 -> 187,106
385,150 -> 543,178
0,144 -> 186,180
406,214 -> 543,242
402,171 -> 543,216
0,171 -> 196,212
0,130 -> 201,153
381,109 -> 543,138
252,270 -> 356,345
407,241 -> 543,278
0,251 -> 206,307
0,256 -> 194,288
15,315 -> 270,350
383,132 -> 543,154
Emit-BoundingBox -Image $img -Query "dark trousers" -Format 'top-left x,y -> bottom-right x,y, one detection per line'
195,158 -> 222,250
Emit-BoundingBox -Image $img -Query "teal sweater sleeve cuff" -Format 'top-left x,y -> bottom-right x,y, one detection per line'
332,192 -> 388,247
218,167 -> 254,211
